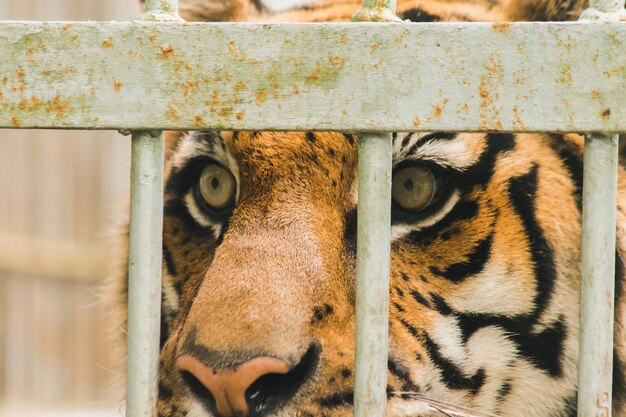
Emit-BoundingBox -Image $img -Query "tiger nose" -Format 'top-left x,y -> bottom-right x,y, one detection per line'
176,355 -> 290,417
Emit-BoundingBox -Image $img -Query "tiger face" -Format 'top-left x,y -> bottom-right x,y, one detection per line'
149,129 -> 625,417
121,1 -> 626,417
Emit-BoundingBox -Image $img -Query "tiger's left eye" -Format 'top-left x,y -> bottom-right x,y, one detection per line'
196,164 -> 236,212
392,166 -> 437,211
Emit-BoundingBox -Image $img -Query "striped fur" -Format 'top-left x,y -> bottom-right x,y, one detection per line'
118,1 -> 626,417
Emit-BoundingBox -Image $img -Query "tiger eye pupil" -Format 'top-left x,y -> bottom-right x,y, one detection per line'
403,179 -> 413,191
211,177 -> 220,189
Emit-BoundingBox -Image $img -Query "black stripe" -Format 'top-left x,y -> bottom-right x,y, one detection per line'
459,133 -> 515,189
614,252 -> 626,408
434,293 -> 568,377
399,318 -> 421,339
411,290 -> 431,307
423,332 -> 486,394
404,199 -> 479,244
162,242 -> 177,276
429,233 -> 493,282
319,391 -> 353,408
400,7 -> 441,22
343,208 -> 357,258
507,165 -> 557,322
388,358 -> 420,391
405,133 -> 457,157
557,147 -> 583,210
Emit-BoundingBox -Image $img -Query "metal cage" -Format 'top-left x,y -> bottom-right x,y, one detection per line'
1,0 -> 625,415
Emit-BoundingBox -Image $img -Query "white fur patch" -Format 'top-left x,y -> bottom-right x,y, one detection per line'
391,190 -> 461,241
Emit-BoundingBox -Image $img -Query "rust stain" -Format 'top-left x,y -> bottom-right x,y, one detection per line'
127,50 -> 137,57
556,64 -> 573,85
166,105 -> 180,121
431,99 -> 449,119
44,94 -> 71,119
478,53 -> 504,130
59,23 -> 73,34
173,60 -> 193,76
193,115 -> 203,127
329,55 -> 345,69
11,117 -> 21,127
113,81 -> 122,91
148,28 -> 160,42
228,41 -> 237,52
601,108 -> 611,119
339,33 -> 347,44
26,48 -> 36,63
370,41 -> 381,52
158,45 -> 175,60
182,81 -> 199,96
2,75 -> 7,86
218,107 -> 233,117
211,91 -> 220,107
236,111 -> 244,121
69,34 -> 79,44
413,117 -> 421,127
492,22 -> 511,32
591,90 -> 601,98
234,81 -> 247,92
512,104 -> 527,130
101,38 -> 114,48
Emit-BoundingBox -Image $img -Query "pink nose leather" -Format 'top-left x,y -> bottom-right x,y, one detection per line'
176,355 -> 290,417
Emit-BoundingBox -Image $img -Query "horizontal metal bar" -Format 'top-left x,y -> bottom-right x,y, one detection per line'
0,21 -> 624,132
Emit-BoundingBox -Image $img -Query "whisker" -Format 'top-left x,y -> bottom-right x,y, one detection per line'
432,405 -> 455,417
389,391 -> 502,417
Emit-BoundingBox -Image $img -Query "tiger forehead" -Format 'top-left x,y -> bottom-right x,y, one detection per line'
224,131 -> 356,162
175,131 -> 489,179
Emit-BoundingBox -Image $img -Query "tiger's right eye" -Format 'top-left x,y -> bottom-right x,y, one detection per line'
196,164 -> 236,213
392,166 -> 437,212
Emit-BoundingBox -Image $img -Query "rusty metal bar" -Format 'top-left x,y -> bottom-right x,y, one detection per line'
142,0 -> 181,21
354,132 -> 393,417
577,1 -> 624,416
1,21 -> 624,132
126,130 -> 165,417
352,5 -> 396,417
578,133 -> 619,417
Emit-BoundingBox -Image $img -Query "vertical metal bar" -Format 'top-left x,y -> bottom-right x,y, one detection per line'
577,0 -> 624,414
354,133 -> 393,417
353,0 -> 401,21
126,131 -> 165,417
127,0 -> 175,413
145,0 -> 178,15
141,0 -> 181,20
578,133 -> 619,417
351,5 -> 397,417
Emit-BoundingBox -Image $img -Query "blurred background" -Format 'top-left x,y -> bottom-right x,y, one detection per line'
0,1 -> 141,415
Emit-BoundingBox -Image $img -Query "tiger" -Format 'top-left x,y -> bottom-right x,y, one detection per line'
117,0 -> 626,416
